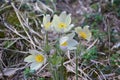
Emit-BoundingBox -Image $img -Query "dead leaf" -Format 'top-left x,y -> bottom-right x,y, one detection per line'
39,72 -> 51,78
0,68 -> 21,79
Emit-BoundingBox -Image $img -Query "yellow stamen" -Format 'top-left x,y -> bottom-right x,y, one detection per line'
79,32 -> 87,39
35,54 -> 44,62
61,41 -> 68,46
58,22 -> 66,28
45,22 -> 51,29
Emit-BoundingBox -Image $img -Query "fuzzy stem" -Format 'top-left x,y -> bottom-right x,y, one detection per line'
76,51 -> 78,80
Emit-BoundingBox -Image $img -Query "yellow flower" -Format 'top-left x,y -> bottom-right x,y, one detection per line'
75,25 -> 92,41
60,33 -> 78,50
24,50 -> 46,71
43,15 -> 52,31
35,54 -> 44,62
52,11 -> 74,33
61,41 -> 68,46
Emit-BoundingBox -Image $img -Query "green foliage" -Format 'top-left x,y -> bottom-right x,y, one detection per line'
82,46 -> 98,61
91,29 -> 106,39
20,3 -> 33,11
91,29 -> 100,38
0,31 -> 5,38
4,41 -> 14,49
117,9 -> 120,17
7,12 -> 20,27
83,13 -> 103,31
91,13 -> 103,28
49,53 -> 62,66
102,65 -> 113,74
0,5 -> 12,14
37,78 -> 46,80
110,53 -> 120,66
24,68 -> 34,78
84,13 -> 103,23
110,30 -> 119,43
24,68 -> 46,79
90,3 -> 99,11
115,68 -> 120,74
112,0 -> 120,17
113,0 -> 120,6
43,44 -> 51,54
0,24 -> 6,38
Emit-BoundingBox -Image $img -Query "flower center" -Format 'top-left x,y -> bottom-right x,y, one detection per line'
79,32 -> 87,39
58,22 -> 66,28
35,54 -> 44,62
61,41 -> 68,46
45,22 -> 51,29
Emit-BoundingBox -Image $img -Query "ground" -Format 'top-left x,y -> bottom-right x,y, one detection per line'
0,0 -> 120,80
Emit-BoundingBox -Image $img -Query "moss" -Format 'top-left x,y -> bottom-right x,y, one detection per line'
6,11 -> 20,27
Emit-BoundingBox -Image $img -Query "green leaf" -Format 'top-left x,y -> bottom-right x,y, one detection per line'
50,54 -> 62,66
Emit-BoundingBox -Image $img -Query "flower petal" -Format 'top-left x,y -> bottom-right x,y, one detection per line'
60,36 -> 68,45
83,26 -> 92,41
59,11 -> 67,22
29,50 -> 41,55
86,32 -> 92,41
67,32 -> 75,39
68,39 -> 78,47
24,55 -> 36,62
66,32 -> 75,40
75,27 -> 82,34
64,24 -> 74,33
65,14 -> 71,25
68,46 -> 77,50
43,15 -> 50,25
30,62 -> 43,71
52,15 -> 59,26
60,46 -> 67,51
52,15 -> 61,32
83,25 -> 90,30
75,26 -> 92,41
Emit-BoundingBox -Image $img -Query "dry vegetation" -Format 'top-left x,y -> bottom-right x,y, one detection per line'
0,0 -> 120,80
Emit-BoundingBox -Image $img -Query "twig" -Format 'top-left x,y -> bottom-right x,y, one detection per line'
11,3 -> 36,48
0,47 -> 28,54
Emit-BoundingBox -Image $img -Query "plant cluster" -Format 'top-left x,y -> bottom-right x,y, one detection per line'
24,11 -> 92,79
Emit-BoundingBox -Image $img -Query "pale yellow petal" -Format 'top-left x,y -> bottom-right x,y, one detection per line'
52,15 -> 61,32
29,50 -> 40,55
60,36 -> 68,46
43,15 -> 50,25
24,55 -> 36,62
30,62 -> 43,71
65,14 -> 71,25
75,27 -> 82,34
86,31 -> 92,41
64,24 -> 74,32
59,11 -> 67,22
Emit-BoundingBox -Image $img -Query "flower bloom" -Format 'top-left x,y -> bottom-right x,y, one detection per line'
52,11 -> 74,33
24,50 -> 46,71
43,14 -> 52,31
59,33 -> 78,50
75,25 -> 92,41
